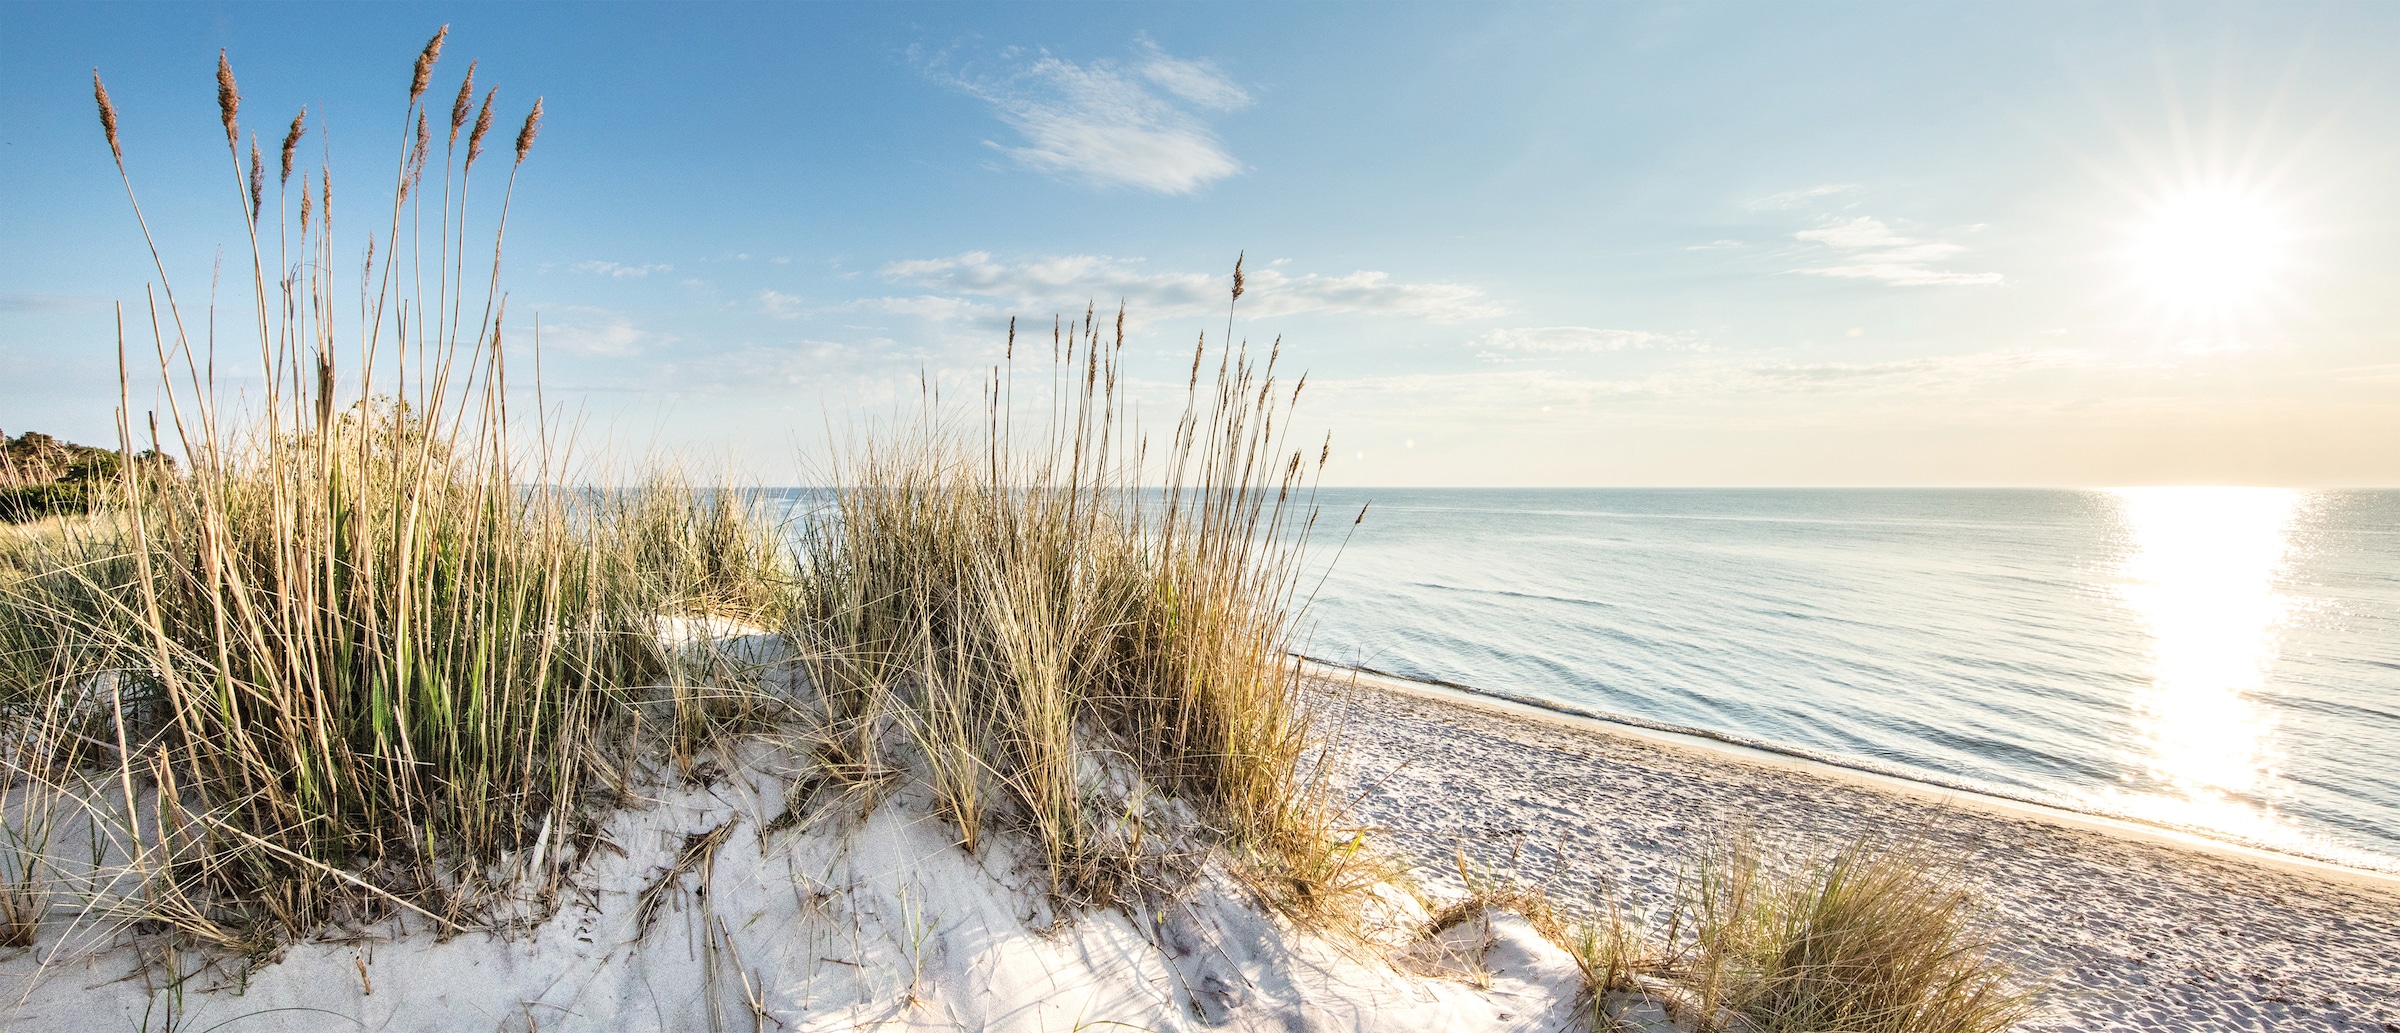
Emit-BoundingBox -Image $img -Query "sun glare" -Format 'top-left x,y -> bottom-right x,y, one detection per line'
2102,486 -> 2302,846
2125,187 -> 2289,311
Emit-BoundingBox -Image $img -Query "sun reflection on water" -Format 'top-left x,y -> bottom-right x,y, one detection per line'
2104,486 -> 2302,843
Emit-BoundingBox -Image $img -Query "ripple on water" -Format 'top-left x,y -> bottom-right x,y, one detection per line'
1302,487 -> 2400,873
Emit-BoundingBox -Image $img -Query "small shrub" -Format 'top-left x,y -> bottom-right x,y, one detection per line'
0,483 -> 91,524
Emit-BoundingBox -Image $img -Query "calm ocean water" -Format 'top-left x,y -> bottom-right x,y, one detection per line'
1296,488 -> 2400,872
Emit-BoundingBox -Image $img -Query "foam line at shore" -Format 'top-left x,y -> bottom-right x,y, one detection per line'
1296,656 -> 2400,894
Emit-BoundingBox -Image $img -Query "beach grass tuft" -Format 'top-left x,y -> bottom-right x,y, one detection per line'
0,37 -> 2038,1033
3,30 -> 1353,954
787,299 -> 1348,906
0,36 -> 681,945
1661,831 -> 2036,1033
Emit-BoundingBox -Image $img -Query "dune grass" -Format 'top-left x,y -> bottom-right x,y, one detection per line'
1640,831 -> 2035,1033
10,36 -> 2032,1033
1409,830 -> 2032,1032
0,27 -> 1353,955
0,30 -> 730,945
787,312 -> 1351,906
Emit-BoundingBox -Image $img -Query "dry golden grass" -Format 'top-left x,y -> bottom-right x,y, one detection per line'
1658,831 -> 2036,1033
786,304 -> 1354,907
3,28 -> 1358,957
9,40 -> 2032,1033
0,33 -> 661,947
1394,830 -> 2033,1033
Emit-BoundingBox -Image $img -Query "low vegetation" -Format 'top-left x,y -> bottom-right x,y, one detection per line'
1533,831 -> 2034,1033
788,311 -> 1353,907
1,26 -> 1348,953
0,27 -> 2029,1033
0,431 -> 171,523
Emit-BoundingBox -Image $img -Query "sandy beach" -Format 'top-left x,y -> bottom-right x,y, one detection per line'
1317,667 -> 2400,1033
7,653 -> 2395,1031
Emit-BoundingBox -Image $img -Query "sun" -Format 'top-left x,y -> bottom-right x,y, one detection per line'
2124,187 -> 2289,312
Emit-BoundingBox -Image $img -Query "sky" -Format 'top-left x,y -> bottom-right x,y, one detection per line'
3,1 -> 2396,486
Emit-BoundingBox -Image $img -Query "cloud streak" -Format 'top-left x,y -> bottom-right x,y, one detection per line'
538,306 -> 661,357
1311,348 -> 2092,413
574,261 -> 674,279
0,293 -> 109,314
1473,325 -> 1689,358
944,40 -> 1250,194
1789,217 -> 2002,287
881,252 -> 1502,323
1747,184 -> 1857,211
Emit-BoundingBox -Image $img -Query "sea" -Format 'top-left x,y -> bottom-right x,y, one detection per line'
1294,488 -> 2400,873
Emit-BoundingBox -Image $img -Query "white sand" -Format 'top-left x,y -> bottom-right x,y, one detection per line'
2,734 -> 1606,1032
1317,667 -> 2400,1033
10,635 -> 2394,1032
0,628 -> 1606,1032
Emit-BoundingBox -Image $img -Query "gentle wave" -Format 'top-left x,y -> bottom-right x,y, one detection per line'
1299,488 -> 2400,874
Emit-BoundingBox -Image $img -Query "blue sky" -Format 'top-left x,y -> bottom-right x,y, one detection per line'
4,1 -> 2396,485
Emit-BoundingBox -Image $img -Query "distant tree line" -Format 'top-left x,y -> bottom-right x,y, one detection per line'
0,430 -> 175,522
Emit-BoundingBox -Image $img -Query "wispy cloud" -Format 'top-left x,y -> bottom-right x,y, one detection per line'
574,260 -> 674,279
2338,362 -> 2400,384
0,293 -> 109,313
938,39 -> 1251,194
759,291 -> 1000,325
1137,42 -> 1251,111
838,295 -> 996,323
1312,348 -> 2092,412
538,306 -> 661,356
1789,217 -> 2002,287
759,290 -> 808,319
1703,349 -> 2084,390
1747,184 -> 1857,211
881,252 -> 1502,323
1473,326 -> 1690,359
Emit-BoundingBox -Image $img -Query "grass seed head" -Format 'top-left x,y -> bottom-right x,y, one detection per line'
216,50 -> 240,147
514,97 -> 542,165
299,174 -> 312,235
411,25 -> 448,105
449,60 -> 476,146
280,108 -> 305,185
400,111 -> 429,205
248,136 -> 263,221
1231,250 -> 1245,301
466,88 -> 496,172
92,71 -> 122,166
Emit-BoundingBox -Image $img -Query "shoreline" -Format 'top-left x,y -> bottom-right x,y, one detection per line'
1298,658 -> 2400,896
1319,664 -> 2400,1031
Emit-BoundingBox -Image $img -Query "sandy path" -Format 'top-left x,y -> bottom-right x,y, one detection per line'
1318,674 -> 2400,1033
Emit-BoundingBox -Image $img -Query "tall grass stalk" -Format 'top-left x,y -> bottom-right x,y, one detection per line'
0,33 -> 779,944
11,26 -> 1344,956
791,306 -> 1347,904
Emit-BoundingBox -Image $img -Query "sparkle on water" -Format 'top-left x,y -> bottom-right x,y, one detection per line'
2102,487 -> 2304,847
